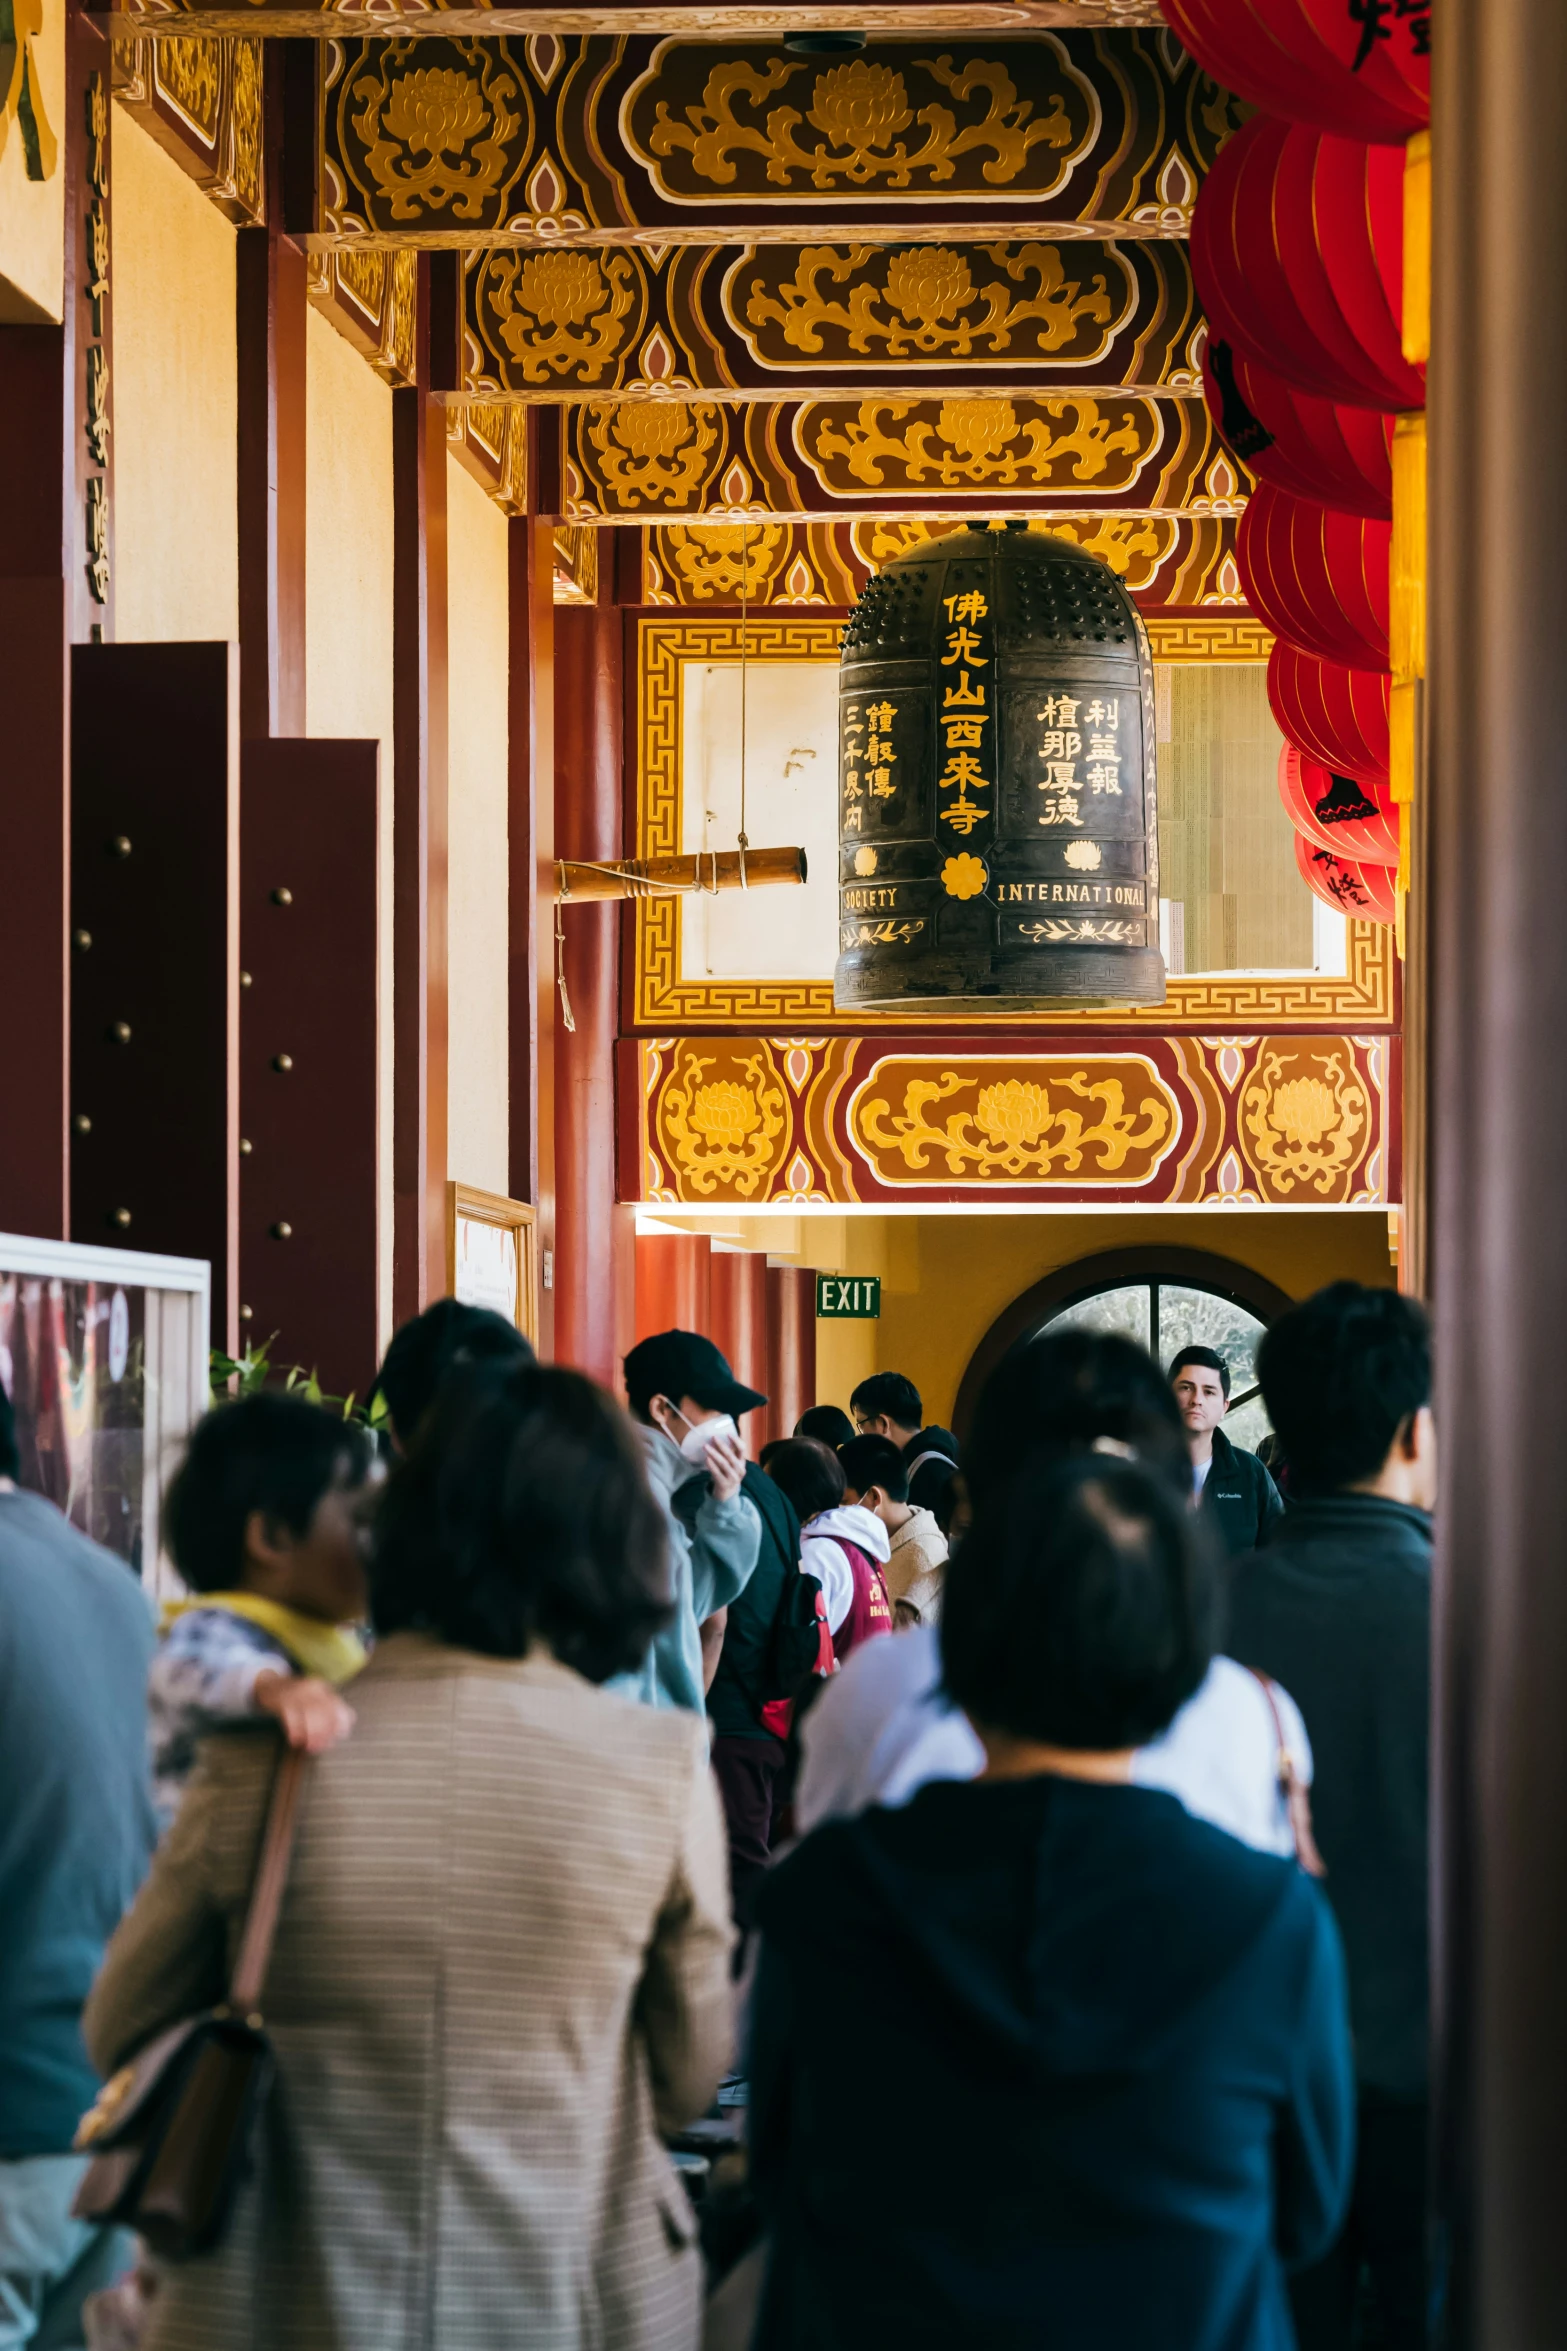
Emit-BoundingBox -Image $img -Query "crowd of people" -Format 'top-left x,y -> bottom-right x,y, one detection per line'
0,1278 -> 1435,2351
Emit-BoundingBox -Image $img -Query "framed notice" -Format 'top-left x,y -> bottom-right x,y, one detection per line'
446,1185 -> 538,1345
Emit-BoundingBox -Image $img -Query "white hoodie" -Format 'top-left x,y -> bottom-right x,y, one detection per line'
800,1503 -> 892,1636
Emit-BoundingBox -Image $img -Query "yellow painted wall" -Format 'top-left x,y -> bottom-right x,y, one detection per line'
111,108 -> 237,640
445,454 -> 509,1195
845,1209 -> 1395,1427
674,1207 -> 1395,1428
303,304 -> 395,1343
0,0 -> 64,322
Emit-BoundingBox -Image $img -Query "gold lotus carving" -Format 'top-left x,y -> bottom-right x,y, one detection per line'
1047,515 -> 1177,585
475,248 -> 637,384
349,47 -> 524,221
856,1066 -> 1174,1179
644,51 -> 1084,194
807,395 -> 1150,492
1241,1049 -> 1367,1196
583,402 -> 720,510
661,1052 -> 787,1196
663,521 -> 787,601
742,241 -> 1121,362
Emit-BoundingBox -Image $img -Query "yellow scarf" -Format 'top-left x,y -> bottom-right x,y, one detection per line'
161,1593 -> 367,1686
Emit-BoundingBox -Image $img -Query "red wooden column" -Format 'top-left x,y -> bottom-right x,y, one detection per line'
710,1250 -> 770,1439
390,258 -> 449,1322
509,411 -> 560,1354
1429,6 -> 1567,2337
766,1265 -> 817,1444
553,557 -> 627,1384
0,0 -> 110,1237
235,42 -> 311,741
634,1232 -> 711,1344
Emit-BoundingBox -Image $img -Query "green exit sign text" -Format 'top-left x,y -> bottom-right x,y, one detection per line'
817,1275 -> 881,1320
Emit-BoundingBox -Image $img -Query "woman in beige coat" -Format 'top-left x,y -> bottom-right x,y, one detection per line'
86,1364 -> 735,2351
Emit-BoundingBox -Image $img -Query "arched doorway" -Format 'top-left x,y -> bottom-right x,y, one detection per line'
953,1246 -> 1295,1446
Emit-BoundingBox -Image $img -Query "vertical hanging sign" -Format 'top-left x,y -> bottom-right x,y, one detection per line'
83,68 -> 110,619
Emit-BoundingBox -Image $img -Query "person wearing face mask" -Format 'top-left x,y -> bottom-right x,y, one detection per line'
615,1332 -> 764,1719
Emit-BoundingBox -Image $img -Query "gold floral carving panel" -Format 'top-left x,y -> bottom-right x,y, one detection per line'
723,239 -> 1197,388
460,238 -> 1200,404
325,39 -> 536,228
566,400 -> 1244,524
633,614 -> 1394,1033
637,518 -> 1248,611
312,32 -> 1242,248
113,33 -> 262,223
795,395 -> 1221,501
631,1033 -> 1394,1206
619,37 -> 1241,225
468,245 -> 647,385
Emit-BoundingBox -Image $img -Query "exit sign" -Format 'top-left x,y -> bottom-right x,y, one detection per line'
817,1275 -> 881,1320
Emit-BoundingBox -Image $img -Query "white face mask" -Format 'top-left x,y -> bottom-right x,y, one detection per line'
667,1405 -> 740,1467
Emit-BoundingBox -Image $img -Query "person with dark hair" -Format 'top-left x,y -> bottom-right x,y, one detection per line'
86,1363 -> 733,2351
1170,1343 -> 1284,1554
765,1438 -> 892,1667
0,1380 -> 156,2345
1227,1283 -> 1436,2351
796,1330 -> 1314,1861
372,1296 -> 534,1452
150,1393 -> 375,1821
848,1372 -> 959,1515
838,1433 -> 947,1625
792,1404 -> 855,1449
751,1456 -> 1354,2350
617,1329 -> 762,1716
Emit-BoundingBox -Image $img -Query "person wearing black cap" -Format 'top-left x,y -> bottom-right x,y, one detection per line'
615,1330 -> 764,1718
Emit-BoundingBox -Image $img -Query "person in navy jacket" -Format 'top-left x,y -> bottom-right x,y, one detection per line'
750,1453 -> 1354,2351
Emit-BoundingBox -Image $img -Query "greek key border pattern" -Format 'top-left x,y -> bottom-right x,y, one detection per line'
634,614 -> 1395,1031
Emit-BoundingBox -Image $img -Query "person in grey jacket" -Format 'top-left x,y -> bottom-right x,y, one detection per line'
614,1332 -> 762,1715
0,1378 -> 157,2345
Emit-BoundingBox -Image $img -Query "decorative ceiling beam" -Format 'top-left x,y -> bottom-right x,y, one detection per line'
459,240 -> 1203,402
309,33 -> 1232,250
518,392 -> 1248,521
635,513 -> 1243,609
120,6 -> 1170,38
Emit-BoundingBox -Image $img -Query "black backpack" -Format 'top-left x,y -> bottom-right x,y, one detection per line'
761,1558 -> 833,1710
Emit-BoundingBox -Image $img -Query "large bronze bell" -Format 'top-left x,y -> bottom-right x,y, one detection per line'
834,522 -> 1166,1012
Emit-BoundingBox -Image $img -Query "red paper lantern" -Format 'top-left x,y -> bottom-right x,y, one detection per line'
1239,483 -> 1390,671
1205,341 -> 1392,517
1278,742 -> 1399,864
1268,643 -> 1390,785
1294,0 -> 1430,123
1192,114 -> 1424,412
1159,0 -> 1426,140
1294,830 -> 1396,923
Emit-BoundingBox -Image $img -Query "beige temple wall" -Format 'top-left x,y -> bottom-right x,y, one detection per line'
303,303 -> 395,1345
444,453 -> 510,1198
111,107 -> 238,641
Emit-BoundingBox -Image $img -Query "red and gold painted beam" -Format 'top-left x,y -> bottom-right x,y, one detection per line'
621,1031 -> 1399,1212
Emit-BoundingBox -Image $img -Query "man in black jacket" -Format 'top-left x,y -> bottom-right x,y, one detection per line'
1170,1344 -> 1283,1554
849,1372 -> 959,1517
708,1463 -> 802,1928
1227,1282 -> 1435,2351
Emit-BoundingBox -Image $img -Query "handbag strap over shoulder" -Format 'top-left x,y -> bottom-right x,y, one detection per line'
1246,1668 -> 1327,1880
228,1746 -> 310,2018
